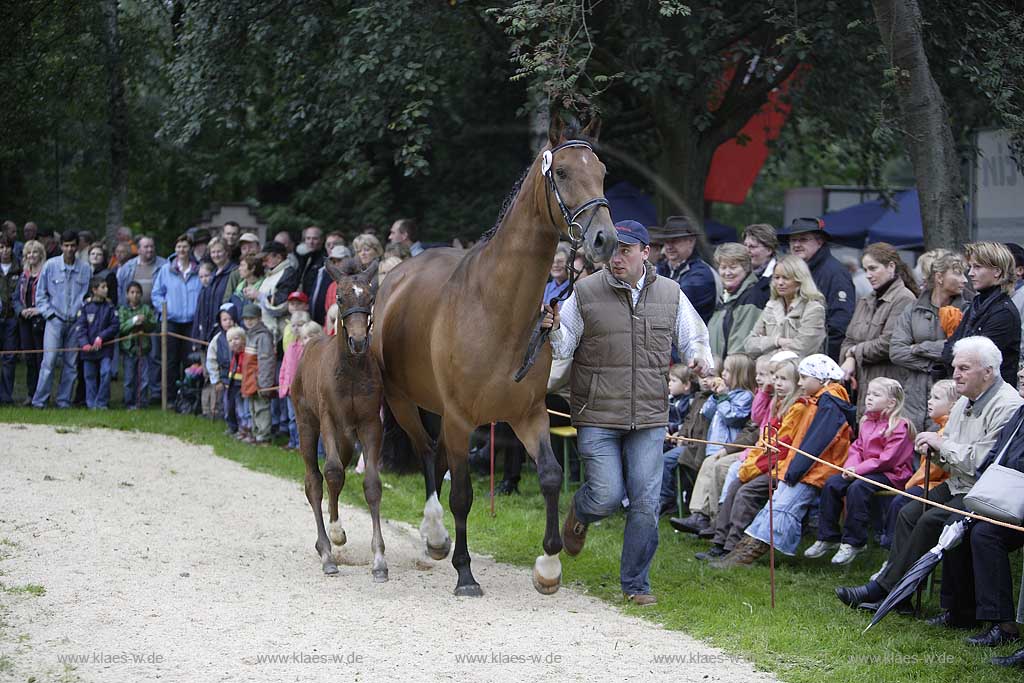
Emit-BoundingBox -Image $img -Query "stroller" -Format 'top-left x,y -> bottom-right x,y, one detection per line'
174,352 -> 205,415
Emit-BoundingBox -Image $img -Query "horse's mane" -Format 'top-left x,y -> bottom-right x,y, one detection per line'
479,165 -> 530,244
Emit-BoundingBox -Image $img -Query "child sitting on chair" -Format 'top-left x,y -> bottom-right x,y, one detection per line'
804,377 -> 915,565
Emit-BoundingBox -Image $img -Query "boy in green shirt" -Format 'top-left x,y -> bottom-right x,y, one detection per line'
118,280 -> 157,409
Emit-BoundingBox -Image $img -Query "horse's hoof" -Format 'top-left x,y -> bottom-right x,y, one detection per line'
328,522 -> 347,546
322,561 -> 339,575
372,568 -> 389,583
532,569 -> 561,595
454,583 -> 483,597
426,537 -> 451,561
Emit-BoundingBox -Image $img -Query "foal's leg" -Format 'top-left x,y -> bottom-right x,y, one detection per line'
443,415 -> 481,596
321,414 -> 351,548
386,392 -> 450,559
511,405 -> 563,595
297,407 -> 336,575
357,414 -> 388,582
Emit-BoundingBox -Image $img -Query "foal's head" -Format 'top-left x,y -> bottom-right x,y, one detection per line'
543,116 -> 616,264
327,258 -> 378,356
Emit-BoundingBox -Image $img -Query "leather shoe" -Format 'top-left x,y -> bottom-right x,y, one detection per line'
835,584 -> 877,608
990,647 -> 1024,667
624,593 -> 657,606
561,504 -> 588,556
669,513 -> 710,535
926,610 -> 977,630
697,526 -> 717,539
695,545 -> 728,561
967,624 -> 1019,647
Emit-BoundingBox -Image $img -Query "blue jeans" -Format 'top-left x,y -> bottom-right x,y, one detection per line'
82,357 -> 112,408
285,396 -> 299,447
660,446 -> 684,509
745,482 -> 820,556
32,317 -> 78,408
0,317 -> 18,403
122,350 -> 150,408
574,426 -> 665,595
817,472 -> 890,547
238,396 -> 252,429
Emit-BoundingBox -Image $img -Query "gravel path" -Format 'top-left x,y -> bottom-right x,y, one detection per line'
0,424 -> 777,682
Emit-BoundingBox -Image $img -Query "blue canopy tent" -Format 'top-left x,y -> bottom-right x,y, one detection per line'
605,181 -> 738,244
867,190 -> 924,249
819,198 -> 890,248
819,190 -> 924,249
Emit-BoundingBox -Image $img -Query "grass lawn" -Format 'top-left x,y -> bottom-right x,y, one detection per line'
2,401 -> 1021,683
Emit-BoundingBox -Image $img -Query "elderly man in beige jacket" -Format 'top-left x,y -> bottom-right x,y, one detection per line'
835,335 -> 1023,613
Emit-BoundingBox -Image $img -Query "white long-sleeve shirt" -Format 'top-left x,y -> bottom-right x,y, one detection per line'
549,274 -> 714,372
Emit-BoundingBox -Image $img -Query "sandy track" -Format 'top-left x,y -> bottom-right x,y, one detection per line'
0,425 -> 776,682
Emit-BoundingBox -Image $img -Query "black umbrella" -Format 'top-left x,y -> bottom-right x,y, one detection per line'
863,518 -> 971,633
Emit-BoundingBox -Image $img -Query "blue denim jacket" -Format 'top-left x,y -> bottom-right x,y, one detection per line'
35,256 -> 91,322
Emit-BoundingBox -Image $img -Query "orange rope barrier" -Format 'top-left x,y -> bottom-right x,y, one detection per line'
544,407 -> 1024,533
1,330 -> 210,355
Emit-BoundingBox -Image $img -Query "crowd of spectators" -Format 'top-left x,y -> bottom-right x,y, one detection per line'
3,212 -> 1024,664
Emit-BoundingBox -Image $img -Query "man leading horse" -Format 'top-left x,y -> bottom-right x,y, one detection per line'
542,219 -> 714,606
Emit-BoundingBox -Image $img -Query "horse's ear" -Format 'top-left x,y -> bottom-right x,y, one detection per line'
581,115 -> 601,142
547,113 -> 566,147
325,262 -> 345,284
360,258 -> 379,288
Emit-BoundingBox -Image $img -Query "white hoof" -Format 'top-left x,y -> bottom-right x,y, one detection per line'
418,492 -> 448,550
328,520 -> 347,546
532,553 -> 562,595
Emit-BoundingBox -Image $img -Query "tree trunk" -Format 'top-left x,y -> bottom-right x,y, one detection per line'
873,0 -> 968,250
101,0 -> 128,240
651,95 -> 715,227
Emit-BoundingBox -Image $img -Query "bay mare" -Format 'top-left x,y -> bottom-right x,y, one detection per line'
371,120 -> 616,596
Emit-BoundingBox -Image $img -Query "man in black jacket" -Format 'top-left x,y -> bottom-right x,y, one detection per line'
297,225 -> 326,298
780,217 -> 855,361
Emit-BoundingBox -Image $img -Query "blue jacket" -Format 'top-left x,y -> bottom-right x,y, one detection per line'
116,254 -> 167,305
657,254 -> 716,322
668,393 -> 693,434
35,256 -> 91,322
783,392 -> 857,486
700,388 -> 754,456
73,299 -> 119,360
805,246 -> 855,360
151,260 -> 202,323
191,262 -> 239,343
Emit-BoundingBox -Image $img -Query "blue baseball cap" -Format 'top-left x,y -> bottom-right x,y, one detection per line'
614,220 -> 649,246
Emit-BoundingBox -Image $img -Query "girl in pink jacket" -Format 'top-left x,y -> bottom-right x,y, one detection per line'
279,320 -> 323,450
804,377 -> 916,566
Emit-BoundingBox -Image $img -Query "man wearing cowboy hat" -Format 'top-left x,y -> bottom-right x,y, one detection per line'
649,216 -> 717,323
780,216 -> 855,361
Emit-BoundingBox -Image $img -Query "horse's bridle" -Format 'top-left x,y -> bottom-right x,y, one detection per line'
512,139 -> 610,383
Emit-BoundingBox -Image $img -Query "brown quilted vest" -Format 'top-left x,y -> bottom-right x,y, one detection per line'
570,263 -> 680,429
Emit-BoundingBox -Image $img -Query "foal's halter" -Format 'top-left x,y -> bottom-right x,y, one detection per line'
513,140 -> 609,383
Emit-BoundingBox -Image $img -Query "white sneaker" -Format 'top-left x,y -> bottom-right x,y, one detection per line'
870,560 -> 889,581
803,540 -> 839,558
831,543 -> 866,565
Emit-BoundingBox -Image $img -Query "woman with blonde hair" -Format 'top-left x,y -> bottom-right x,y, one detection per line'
13,240 -> 47,400
940,241 -> 1020,385
890,251 -> 970,429
352,234 -> 384,269
839,242 -> 918,418
741,254 -> 826,362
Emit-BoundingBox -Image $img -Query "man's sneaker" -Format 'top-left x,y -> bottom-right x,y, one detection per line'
561,504 -> 588,556
803,540 -> 839,559
831,543 -> 866,565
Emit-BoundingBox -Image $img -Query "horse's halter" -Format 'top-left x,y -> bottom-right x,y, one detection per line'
542,140 -> 610,246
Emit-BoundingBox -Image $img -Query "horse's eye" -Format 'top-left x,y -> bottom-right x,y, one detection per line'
556,168 -> 568,180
